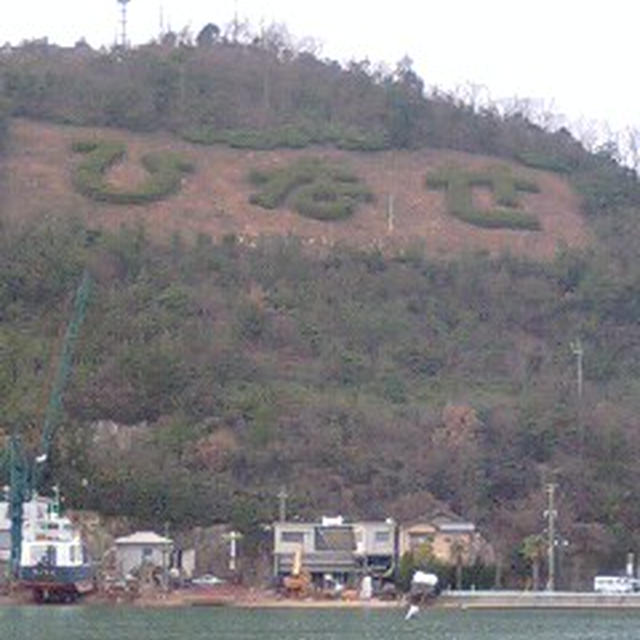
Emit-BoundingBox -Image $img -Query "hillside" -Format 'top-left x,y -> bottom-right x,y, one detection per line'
2,37 -> 640,591
4,119 -> 589,260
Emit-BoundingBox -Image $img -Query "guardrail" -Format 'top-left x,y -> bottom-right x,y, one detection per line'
437,590 -> 640,609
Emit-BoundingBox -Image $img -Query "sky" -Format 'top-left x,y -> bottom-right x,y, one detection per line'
2,0 -> 639,143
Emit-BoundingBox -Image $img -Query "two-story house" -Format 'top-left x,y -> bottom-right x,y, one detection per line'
399,513 -> 492,566
273,516 -> 395,587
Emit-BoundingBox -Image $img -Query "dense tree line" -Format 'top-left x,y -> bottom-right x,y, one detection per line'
0,36 -> 631,163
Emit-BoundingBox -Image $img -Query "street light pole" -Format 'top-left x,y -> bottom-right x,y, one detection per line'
277,486 -> 288,522
544,483 -> 557,591
224,530 -> 243,573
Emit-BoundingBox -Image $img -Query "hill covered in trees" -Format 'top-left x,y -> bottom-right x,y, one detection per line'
1,28 -> 640,589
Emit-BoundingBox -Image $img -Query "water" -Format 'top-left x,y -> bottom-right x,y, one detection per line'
1,606 -> 640,640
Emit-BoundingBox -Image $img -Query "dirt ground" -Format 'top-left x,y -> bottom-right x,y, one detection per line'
2,118 -> 591,261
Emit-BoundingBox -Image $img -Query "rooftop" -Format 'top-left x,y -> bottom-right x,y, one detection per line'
114,530 -> 173,545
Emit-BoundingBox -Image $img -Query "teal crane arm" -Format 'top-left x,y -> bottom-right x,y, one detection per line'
35,269 -> 92,490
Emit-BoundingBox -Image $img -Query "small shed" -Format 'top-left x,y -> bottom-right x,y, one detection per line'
114,530 -> 173,576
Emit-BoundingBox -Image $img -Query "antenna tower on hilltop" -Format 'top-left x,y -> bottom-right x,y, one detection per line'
117,0 -> 131,48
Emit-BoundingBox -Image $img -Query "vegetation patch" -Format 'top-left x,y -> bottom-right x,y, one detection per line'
248,158 -> 373,220
0,99 -> 9,151
426,165 -> 541,231
517,150 -> 572,174
181,123 -> 389,152
71,140 -> 194,205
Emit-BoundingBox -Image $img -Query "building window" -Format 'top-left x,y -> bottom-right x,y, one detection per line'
409,533 -> 434,551
0,531 -> 9,548
315,526 -> 355,551
281,531 -> 305,544
46,545 -> 57,566
142,546 -> 154,559
374,531 -> 391,543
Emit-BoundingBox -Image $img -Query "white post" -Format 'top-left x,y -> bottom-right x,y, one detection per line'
387,194 -> 395,233
545,483 -> 557,591
228,531 -> 240,572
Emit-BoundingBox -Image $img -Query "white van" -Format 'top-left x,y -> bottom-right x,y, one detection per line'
593,575 -> 639,593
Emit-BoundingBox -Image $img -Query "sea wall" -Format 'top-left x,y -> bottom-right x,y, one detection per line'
437,590 -> 640,609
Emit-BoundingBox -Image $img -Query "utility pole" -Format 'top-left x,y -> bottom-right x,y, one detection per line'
571,338 -> 584,451
570,338 -> 583,400
277,486 -> 288,522
232,0 -> 239,43
544,483 -> 557,591
387,151 -> 397,235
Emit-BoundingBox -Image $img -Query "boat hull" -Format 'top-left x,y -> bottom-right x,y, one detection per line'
19,564 -> 95,600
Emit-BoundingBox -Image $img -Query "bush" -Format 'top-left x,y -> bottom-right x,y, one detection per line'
180,122 -> 388,151
70,140 -> 102,153
336,128 -> 390,151
249,158 -> 373,220
517,150 -> 572,174
426,165 -> 541,231
0,99 -> 11,150
248,160 -> 318,209
72,139 -> 194,204
291,180 -> 373,221
179,125 -> 227,146
181,124 -> 312,150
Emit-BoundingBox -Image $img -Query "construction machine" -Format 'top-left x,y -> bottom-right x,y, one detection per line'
5,270 -> 92,594
282,548 -> 311,597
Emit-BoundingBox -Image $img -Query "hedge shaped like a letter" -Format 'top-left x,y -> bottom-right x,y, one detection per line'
71,140 -> 194,205
426,165 -> 541,231
248,158 -> 373,221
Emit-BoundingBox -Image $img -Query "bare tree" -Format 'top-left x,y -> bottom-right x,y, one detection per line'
521,534 -> 546,591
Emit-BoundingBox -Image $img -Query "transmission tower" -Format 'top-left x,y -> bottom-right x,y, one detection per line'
117,0 -> 131,48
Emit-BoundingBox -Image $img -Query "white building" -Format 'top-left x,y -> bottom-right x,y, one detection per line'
114,531 -> 173,576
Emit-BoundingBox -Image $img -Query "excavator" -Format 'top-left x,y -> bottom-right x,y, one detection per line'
282,548 -> 311,597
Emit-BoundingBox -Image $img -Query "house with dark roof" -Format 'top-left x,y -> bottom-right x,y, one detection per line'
273,516 -> 395,587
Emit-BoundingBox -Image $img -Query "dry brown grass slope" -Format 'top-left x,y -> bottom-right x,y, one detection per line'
3,119 -> 590,260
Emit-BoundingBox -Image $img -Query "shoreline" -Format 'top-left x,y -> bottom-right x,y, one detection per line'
5,589 -> 640,610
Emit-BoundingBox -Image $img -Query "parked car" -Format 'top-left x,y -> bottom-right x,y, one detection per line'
191,574 -> 225,587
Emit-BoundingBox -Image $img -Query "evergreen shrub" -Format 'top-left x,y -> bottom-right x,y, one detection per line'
72,139 -> 194,204
517,150 -> 573,174
180,122 -> 388,152
249,158 -> 373,220
181,124 -> 312,149
426,165 -> 541,231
